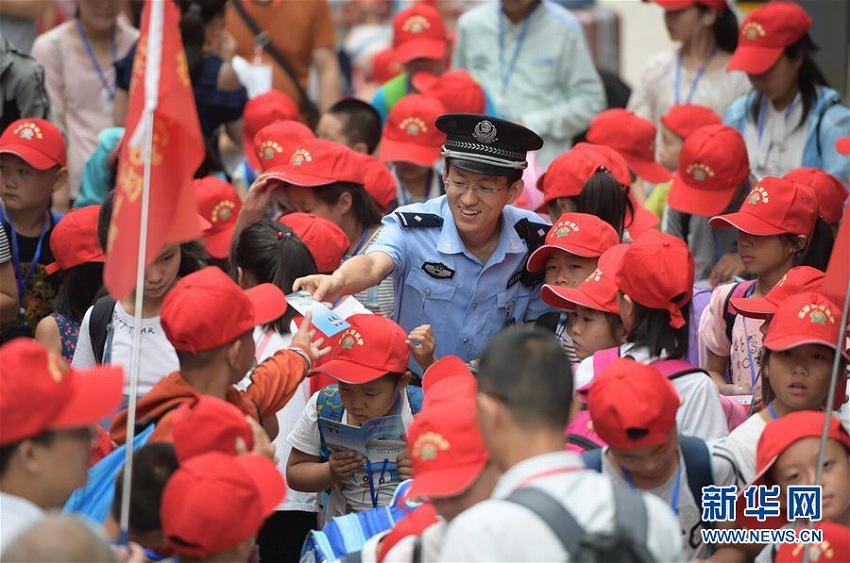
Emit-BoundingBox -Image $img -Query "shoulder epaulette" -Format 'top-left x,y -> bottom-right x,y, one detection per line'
513,218 -> 551,252
395,212 -> 443,228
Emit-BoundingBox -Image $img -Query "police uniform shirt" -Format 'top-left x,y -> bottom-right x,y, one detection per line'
438,451 -> 684,562
367,195 -> 551,364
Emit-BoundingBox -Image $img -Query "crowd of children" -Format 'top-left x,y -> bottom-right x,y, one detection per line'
1,0 -> 849,562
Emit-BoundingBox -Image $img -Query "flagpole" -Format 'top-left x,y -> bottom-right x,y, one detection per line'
117,0 -> 163,541
803,276 -> 850,563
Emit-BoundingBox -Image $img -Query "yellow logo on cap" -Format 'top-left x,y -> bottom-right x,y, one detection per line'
400,117 -> 427,136
260,140 -> 283,161
747,185 -> 770,205
403,15 -> 431,34
46,352 -> 68,383
790,539 -> 834,561
742,22 -> 766,41
797,304 -> 835,325
13,121 -> 43,141
339,328 -> 364,349
554,219 -> 580,238
291,149 -> 312,166
413,432 -> 450,461
686,162 -> 715,182
211,200 -> 235,223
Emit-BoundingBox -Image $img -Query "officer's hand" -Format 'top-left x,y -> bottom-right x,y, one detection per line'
291,311 -> 331,364
407,324 -> 436,371
236,416 -> 278,463
396,448 -> 413,480
709,253 -> 745,288
293,274 -> 344,303
329,451 -> 365,482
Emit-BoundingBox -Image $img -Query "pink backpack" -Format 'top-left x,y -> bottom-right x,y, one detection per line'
564,347 -> 747,452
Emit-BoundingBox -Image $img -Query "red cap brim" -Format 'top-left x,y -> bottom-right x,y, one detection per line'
708,212 -> 785,235
764,334 -> 850,361
0,146 -> 62,170
668,172 -> 738,216
203,227 -> 235,260
726,46 -> 784,74
628,157 -> 673,184
541,284 -> 617,315
411,71 -> 439,94
237,454 -> 287,515
729,296 -> 775,319
380,139 -> 441,167
310,359 -> 389,384
52,365 -> 124,430
394,40 -> 446,64
244,283 -> 287,326
408,458 -> 488,500
44,261 -> 61,275
527,243 -> 600,273
264,169 -> 342,188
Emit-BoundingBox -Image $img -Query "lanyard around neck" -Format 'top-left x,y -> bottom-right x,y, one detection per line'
76,18 -> 118,100
674,47 -> 717,106
498,7 -> 533,93
766,401 -> 779,420
622,460 -> 682,513
0,207 -> 50,310
362,391 -> 403,508
757,96 -> 799,143
740,283 -> 761,390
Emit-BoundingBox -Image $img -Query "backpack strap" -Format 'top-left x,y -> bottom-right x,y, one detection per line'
316,384 -> 344,461
89,296 -> 117,365
611,483 -> 649,547
567,434 -> 602,451
592,346 -> 621,377
650,358 -> 704,381
815,97 -> 843,157
581,448 -> 603,472
505,487 -> 584,555
722,280 -> 755,343
412,535 -> 423,563
407,385 -> 424,415
678,435 -> 714,519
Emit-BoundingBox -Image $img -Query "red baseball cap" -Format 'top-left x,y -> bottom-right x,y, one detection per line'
310,314 -> 411,384
587,358 -> 679,450
538,142 -> 630,202
660,104 -> 722,140
194,177 -> 242,260
253,120 -> 315,173
407,387 -> 489,500
265,138 -> 365,187
727,2 -> 812,74
0,339 -> 123,445
709,177 -> 819,236
837,137 -> 850,155
161,266 -> 287,353
278,212 -> 350,274
161,452 -> 285,558
783,168 -> 847,224
731,266 -> 825,319
738,411 -> 850,529
380,94 -> 447,167
45,205 -> 104,274
392,4 -> 447,64
586,109 -> 672,184
422,355 -> 474,396
371,47 -> 402,85
616,230 -> 694,329
411,70 -> 486,114
542,244 -> 629,314
0,118 -> 66,170
668,125 -> 750,216
775,521 -> 850,562
421,356 -> 477,411
527,212 -> 620,272
652,0 -> 727,10
763,292 -> 848,360
171,396 -> 253,462
243,91 -> 300,170
357,153 -> 398,212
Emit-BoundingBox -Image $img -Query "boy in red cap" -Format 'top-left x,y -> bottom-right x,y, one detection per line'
665,124 -> 752,284
287,314 -> 420,522
585,357 -> 741,559
160,452 -> 286,563
0,119 -> 67,339
380,94 -> 448,205
108,266 -> 328,446
526,212 -> 619,365
0,338 -> 123,549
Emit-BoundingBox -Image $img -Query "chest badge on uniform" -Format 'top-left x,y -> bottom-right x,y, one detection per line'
422,262 -> 455,280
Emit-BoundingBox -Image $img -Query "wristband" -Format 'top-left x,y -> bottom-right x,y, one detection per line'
288,344 -> 313,372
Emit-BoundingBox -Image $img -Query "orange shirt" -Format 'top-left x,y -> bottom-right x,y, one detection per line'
226,0 -> 336,102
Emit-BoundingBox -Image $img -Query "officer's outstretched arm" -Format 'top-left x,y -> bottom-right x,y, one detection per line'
293,252 -> 394,303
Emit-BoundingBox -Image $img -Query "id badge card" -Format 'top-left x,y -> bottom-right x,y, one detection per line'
729,394 -> 753,406
246,63 -> 273,97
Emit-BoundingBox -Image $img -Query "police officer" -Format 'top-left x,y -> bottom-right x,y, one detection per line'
294,114 -> 552,365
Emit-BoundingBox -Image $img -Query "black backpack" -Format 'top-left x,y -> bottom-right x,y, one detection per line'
89,295 -> 117,364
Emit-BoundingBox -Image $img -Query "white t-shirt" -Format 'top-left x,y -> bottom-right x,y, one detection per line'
288,389 -> 415,519
72,301 -> 178,396
721,412 -> 768,485
742,93 -> 808,180
382,519 -> 446,562
575,343 -> 729,441
0,493 -> 44,555
251,327 -> 318,514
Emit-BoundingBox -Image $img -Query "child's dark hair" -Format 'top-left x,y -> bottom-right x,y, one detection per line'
749,35 -> 829,131
785,218 -> 834,270
327,99 -> 383,154
231,221 -> 318,333
626,298 -> 691,360
697,4 -> 739,53
314,182 -> 382,229
110,442 -> 179,536
574,171 -> 633,239
603,312 -> 625,346
177,0 -> 228,83
52,262 -> 105,321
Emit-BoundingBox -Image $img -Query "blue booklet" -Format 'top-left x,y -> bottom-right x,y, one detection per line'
286,290 -> 351,337
318,414 -> 407,462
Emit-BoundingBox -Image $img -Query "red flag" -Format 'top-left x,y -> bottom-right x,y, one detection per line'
104,0 -> 204,302
821,212 -> 849,310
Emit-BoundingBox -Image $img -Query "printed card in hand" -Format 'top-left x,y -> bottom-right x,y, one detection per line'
286,290 -> 350,337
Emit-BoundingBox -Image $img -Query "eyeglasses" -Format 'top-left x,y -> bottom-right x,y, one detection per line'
445,176 -> 511,196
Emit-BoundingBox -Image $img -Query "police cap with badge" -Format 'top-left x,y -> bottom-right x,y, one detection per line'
436,114 -> 544,176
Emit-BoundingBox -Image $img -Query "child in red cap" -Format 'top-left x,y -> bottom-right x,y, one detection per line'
287,314 -> 420,523
575,230 -> 729,441
701,178 -> 833,403
193,177 -> 242,268
0,119 -> 68,338
585,357 -> 742,559
783,167 -> 847,235
527,213 -> 619,365
721,292 -> 848,484
725,1 -> 849,184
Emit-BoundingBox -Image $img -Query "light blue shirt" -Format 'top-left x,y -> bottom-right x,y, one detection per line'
368,196 -> 551,364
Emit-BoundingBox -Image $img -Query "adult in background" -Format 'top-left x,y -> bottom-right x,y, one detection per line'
452,0 -> 604,169
294,114 -> 552,366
